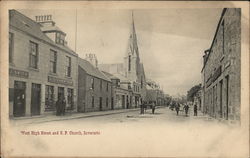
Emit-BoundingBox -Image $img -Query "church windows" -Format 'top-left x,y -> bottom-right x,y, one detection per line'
128,55 -> 131,71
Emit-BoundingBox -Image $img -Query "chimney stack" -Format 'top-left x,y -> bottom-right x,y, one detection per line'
85,53 -> 98,68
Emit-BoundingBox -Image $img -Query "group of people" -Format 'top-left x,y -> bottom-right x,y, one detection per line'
140,101 -> 156,114
56,96 -> 66,116
171,101 -> 198,117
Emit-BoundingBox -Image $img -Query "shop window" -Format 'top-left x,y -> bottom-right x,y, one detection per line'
50,50 -> 57,73
65,56 -> 71,77
9,32 -> 14,63
45,85 -> 54,111
29,41 -> 38,69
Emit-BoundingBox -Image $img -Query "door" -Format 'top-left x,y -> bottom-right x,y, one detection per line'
13,81 -> 26,117
58,87 -> 65,100
225,76 -> 229,120
219,80 -> 223,118
31,83 -> 41,116
99,97 -> 102,111
111,97 -> 114,110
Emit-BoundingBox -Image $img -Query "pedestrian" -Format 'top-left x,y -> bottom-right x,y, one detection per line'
152,102 -> 156,114
194,104 -> 198,116
140,101 -> 145,114
56,96 -> 62,116
175,102 -> 180,115
184,104 -> 189,116
61,97 -> 66,116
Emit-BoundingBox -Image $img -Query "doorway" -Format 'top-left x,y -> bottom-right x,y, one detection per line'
219,80 -> 223,118
13,81 -> 26,117
58,87 -> 65,101
99,97 -> 102,111
31,83 -> 41,116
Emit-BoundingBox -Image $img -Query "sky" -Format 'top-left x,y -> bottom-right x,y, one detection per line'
19,8 -> 222,96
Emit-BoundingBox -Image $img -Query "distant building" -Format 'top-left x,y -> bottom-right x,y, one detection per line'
201,8 -> 241,122
145,79 -> 164,106
78,57 -> 112,112
102,71 -> 132,109
9,10 -> 78,117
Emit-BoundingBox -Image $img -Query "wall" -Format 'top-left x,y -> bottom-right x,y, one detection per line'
203,8 -> 241,121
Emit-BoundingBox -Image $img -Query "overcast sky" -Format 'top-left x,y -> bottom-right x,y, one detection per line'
19,8 -> 222,96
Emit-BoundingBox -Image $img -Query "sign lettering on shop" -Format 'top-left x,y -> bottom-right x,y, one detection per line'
9,68 -> 29,78
48,76 -> 73,86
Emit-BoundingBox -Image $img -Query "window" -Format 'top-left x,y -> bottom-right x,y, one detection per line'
100,80 -> 102,91
29,41 -> 38,69
65,56 -> 71,77
106,98 -> 108,107
67,88 -> 74,109
56,32 -> 65,45
141,76 -> 143,88
92,96 -> 94,108
128,55 -> 131,71
45,85 -> 54,111
50,50 -> 57,73
9,32 -> 14,63
106,82 -> 109,91
91,78 -> 94,89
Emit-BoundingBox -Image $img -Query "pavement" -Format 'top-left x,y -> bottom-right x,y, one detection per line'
10,107 -> 142,125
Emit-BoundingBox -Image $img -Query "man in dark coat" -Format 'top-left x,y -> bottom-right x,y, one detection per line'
56,96 -> 62,116
61,97 -> 66,115
194,104 -> 198,116
152,102 -> 156,114
140,101 -> 145,114
184,104 -> 189,116
175,102 -> 180,115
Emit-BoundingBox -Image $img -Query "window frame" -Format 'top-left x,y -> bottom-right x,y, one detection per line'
50,49 -> 57,73
29,41 -> 39,69
9,32 -> 14,63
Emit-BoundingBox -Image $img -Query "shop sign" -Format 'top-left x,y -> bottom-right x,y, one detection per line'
9,68 -> 29,78
48,76 -> 73,86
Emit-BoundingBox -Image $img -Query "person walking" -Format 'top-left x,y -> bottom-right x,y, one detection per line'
184,104 -> 189,116
140,101 -> 145,114
175,102 -> 180,115
194,104 -> 198,116
152,102 -> 156,114
61,97 -> 66,116
56,96 -> 62,116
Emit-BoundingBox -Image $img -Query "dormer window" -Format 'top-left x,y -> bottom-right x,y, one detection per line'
56,32 -> 65,45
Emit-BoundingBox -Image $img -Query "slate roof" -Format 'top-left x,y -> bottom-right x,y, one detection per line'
78,58 -> 111,82
9,10 -> 77,56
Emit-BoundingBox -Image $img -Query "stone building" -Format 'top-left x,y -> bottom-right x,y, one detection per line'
78,57 -> 112,112
102,71 -> 132,109
201,8 -> 241,122
9,10 -> 78,117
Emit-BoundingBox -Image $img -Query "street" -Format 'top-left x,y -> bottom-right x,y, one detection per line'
8,107 -> 247,157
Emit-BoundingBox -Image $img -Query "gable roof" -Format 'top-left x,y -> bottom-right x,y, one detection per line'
78,58 -> 111,82
9,10 -> 77,56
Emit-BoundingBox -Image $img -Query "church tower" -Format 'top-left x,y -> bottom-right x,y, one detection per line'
124,11 -> 140,82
